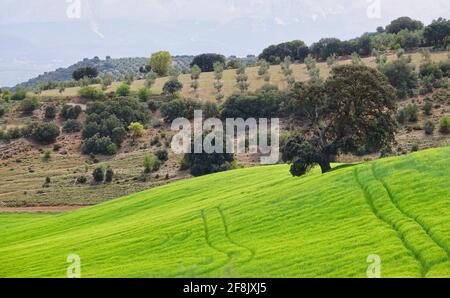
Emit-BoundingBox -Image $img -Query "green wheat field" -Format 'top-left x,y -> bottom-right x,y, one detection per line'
0,147 -> 449,277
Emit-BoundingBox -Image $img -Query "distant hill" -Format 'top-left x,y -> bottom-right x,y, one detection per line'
15,55 -> 195,90
14,55 -> 259,90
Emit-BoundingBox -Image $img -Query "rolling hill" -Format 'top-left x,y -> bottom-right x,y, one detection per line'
39,51 -> 449,102
0,147 -> 449,278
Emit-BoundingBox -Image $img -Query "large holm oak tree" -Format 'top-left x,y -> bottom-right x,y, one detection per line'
282,64 -> 397,176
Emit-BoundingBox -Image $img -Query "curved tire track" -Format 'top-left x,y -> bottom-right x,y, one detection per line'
353,168 -> 427,276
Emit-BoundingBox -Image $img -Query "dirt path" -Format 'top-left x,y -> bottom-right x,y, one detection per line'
0,205 -> 87,214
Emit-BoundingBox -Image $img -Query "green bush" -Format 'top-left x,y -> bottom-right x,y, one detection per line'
380,58 -> 417,99
148,100 -> 161,112
111,126 -> 127,145
106,143 -> 118,155
11,87 -> 27,101
150,135 -> 160,146
419,62 -> 443,79
438,60 -> 450,77
424,121 -> 435,135
423,100 -> 433,115
202,102 -> 220,118
162,79 -> 183,95
82,135 -> 116,155
5,127 -> 24,140
432,90 -> 449,102
31,122 -> 60,144
53,143 -> 62,151
44,105 -> 57,119
143,155 -> 160,173
191,54 -> 226,72
116,84 -> 130,97
155,148 -> 169,162
78,86 -> 105,100
83,97 -> 152,148
76,175 -> 87,184
439,116 -> 450,134
399,104 -> 418,122
221,89 -> 282,119
20,97 -> 39,115
43,176 -> 51,187
105,168 -> 114,183
0,104 -> 6,118
42,149 -> 52,162
82,121 -> 101,139
138,87 -> 150,101
411,143 -> 419,152
60,104 -> 82,120
182,131 -> 235,177
92,167 -> 104,183
419,84 -> 433,96
63,120 -> 82,133
160,99 -> 202,122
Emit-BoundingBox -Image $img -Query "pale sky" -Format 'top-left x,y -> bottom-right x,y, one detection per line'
0,0 -> 449,86
1,0 -> 448,24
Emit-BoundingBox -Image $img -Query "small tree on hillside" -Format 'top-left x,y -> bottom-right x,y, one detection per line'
380,56 -> 418,99
58,83 -> 66,94
182,131 -> 235,177
373,49 -> 388,68
168,67 -> 180,80
304,54 -> 321,83
20,97 -> 40,115
396,48 -> 405,58
163,79 -> 183,98
351,52 -> 363,65
143,154 -> 159,174
105,167 -> 114,183
128,122 -> 145,144
420,48 -> 431,63
423,18 -> 450,48
150,51 -> 172,76
213,62 -> 225,101
116,83 -> 130,97
191,53 -> 226,72
326,53 -> 337,68
35,83 -> 44,95
280,56 -> 295,88
190,65 -> 201,94
235,61 -> 249,93
282,65 -> 397,176
92,167 -> 104,183
101,72 -> 113,90
145,71 -> 158,89
44,105 -> 57,120
258,59 -> 270,82
123,72 -> 134,85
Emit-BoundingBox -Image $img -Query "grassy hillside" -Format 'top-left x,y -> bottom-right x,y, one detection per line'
40,51 -> 449,101
0,147 -> 449,278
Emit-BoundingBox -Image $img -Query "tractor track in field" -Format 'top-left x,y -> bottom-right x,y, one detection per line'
200,207 -> 254,274
216,206 -> 255,263
353,168 -> 428,277
355,165 -> 450,277
371,164 -> 450,259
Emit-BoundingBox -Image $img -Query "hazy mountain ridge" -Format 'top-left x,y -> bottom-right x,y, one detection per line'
15,55 -> 195,90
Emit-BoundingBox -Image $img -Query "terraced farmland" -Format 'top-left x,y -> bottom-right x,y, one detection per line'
0,147 -> 449,277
